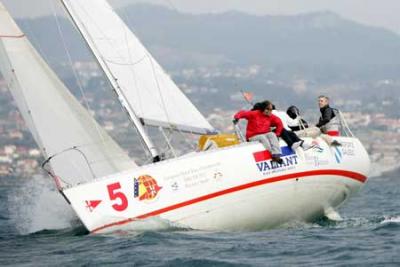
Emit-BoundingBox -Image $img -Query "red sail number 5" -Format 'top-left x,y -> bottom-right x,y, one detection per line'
107,182 -> 128,211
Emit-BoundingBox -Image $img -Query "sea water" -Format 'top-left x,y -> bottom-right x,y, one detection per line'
0,170 -> 399,266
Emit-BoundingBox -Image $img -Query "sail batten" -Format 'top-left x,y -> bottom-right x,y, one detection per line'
141,118 -> 216,135
0,3 -> 136,185
61,0 -> 216,136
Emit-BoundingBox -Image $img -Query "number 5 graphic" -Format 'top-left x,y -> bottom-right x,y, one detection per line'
107,182 -> 128,211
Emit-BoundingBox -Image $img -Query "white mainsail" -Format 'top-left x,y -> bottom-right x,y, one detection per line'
0,3 -> 136,185
61,0 -> 216,135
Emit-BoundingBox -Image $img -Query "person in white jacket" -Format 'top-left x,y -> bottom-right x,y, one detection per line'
285,105 -> 341,146
271,105 -> 313,150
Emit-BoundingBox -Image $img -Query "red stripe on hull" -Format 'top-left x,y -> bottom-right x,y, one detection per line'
91,169 -> 366,233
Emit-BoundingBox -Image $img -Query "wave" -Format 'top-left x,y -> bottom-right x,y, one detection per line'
7,175 -> 79,235
278,214 -> 400,230
380,216 -> 400,224
98,217 -> 190,236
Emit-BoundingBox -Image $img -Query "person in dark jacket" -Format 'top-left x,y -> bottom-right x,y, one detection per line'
286,104 -> 341,146
316,95 -> 340,136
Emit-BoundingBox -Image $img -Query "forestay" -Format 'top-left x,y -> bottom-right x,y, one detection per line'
61,0 -> 216,135
0,3 -> 136,186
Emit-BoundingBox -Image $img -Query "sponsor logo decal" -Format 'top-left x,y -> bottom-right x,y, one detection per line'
305,140 -> 329,166
213,171 -> 223,181
170,181 -> 179,191
253,146 -> 299,175
334,146 -> 343,163
311,140 -> 324,153
134,175 -> 162,202
333,141 -> 356,163
85,200 -> 102,212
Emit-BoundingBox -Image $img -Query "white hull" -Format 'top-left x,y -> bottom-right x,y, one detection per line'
63,137 -> 370,233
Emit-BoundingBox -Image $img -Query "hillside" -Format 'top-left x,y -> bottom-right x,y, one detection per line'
16,4 -> 400,82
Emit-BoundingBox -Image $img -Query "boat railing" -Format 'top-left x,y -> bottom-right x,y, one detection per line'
234,123 -> 247,142
335,109 -> 355,137
41,146 -> 96,189
233,108 -> 355,142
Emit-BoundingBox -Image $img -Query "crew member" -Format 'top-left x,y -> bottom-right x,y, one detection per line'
272,105 -> 312,150
287,105 -> 341,146
316,95 -> 340,136
234,100 -> 283,164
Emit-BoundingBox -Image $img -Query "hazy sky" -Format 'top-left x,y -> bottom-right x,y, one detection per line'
3,0 -> 400,34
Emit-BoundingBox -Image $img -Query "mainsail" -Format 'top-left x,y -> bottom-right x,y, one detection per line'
0,3 -> 136,186
61,0 -> 216,136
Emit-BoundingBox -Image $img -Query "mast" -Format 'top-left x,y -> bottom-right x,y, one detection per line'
60,0 -> 160,162
0,2 -> 137,186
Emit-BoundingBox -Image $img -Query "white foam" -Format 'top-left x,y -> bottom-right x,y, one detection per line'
99,217 -> 188,235
324,207 -> 343,221
8,175 -> 78,234
381,216 -> 400,224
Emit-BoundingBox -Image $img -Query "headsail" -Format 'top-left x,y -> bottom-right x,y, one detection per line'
61,0 -> 216,135
0,3 -> 136,186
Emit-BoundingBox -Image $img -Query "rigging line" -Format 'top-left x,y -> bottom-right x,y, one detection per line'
164,0 -> 180,13
71,1 -> 153,159
79,1 -> 185,132
49,0 -> 105,144
168,129 -> 194,155
3,52 -> 49,161
63,139 -> 130,159
12,18 -> 62,160
147,55 -> 192,148
179,130 -> 197,150
161,0 -> 193,129
0,27 -> 52,163
19,20 -> 50,64
117,6 -> 157,123
116,8 -> 160,162
148,55 -> 173,125
118,7 -> 146,125
119,7 -> 174,126
159,126 -> 177,157
118,1 -> 185,139
118,5 -> 183,150
103,54 -> 147,66
137,13 -> 203,147
70,1 -> 142,78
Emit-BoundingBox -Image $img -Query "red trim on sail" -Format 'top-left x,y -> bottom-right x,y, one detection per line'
91,169 -> 366,233
0,34 -> 25,38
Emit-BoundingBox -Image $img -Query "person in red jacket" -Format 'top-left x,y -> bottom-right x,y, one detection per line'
234,100 -> 283,163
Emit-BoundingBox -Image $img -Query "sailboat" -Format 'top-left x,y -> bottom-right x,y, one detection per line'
0,1 -> 370,233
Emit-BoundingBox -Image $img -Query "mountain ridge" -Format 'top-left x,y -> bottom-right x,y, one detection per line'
14,3 -> 400,81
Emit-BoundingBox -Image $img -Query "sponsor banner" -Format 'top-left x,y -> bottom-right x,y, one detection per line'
163,162 -> 223,190
253,146 -> 299,176
339,141 -> 356,156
